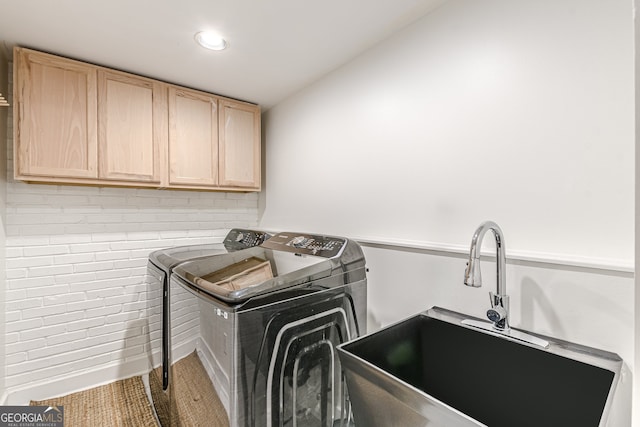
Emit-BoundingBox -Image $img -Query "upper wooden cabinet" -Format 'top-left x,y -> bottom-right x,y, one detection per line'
13,47 -> 261,191
219,99 -> 261,189
14,48 -> 98,180
168,86 -> 218,188
98,69 -> 166,184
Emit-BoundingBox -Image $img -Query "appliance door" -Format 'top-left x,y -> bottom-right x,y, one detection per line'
248,289 -> 357,427
173,247 -> 332,304
145,261 -> 173,426
144,261 -> 172,386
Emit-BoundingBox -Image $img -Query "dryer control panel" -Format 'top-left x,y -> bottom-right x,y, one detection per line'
224,229 -> 271,251
261,232 -> 346,258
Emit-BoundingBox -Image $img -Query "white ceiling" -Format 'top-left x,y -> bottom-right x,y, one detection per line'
0,0 -> 446,109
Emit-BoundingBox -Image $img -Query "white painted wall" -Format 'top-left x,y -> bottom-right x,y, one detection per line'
634,0 -> 640,424
260,0 -> 635,425
261,0 -> 633,266
1,68 -> 260,402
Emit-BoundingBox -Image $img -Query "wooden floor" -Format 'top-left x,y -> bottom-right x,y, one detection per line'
149,351 -> 230,427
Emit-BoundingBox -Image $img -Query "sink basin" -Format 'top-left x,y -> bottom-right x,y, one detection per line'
337,307 -> 621,427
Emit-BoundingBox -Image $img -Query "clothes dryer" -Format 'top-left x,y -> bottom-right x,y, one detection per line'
168,231 -> 367,427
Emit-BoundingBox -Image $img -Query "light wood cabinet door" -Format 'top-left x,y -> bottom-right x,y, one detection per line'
218,99 -> 261,189
98,70 -> 166,184
168,86 -> 218,187
14,48 -> 98,179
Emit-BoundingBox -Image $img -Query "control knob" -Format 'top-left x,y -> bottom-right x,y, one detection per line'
291,236 -> 309,248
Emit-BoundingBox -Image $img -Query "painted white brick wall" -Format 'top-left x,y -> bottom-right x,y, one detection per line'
3,68 -> 260,399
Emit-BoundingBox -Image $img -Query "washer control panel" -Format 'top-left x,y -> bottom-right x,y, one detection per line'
224,229 -> 271,250
261,232 -> 346,258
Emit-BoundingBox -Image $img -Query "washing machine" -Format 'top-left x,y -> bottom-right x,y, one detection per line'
169,231 -> 367,427
145,229 -> 271,398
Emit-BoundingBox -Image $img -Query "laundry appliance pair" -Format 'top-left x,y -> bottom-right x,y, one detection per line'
146,229 -> 367,427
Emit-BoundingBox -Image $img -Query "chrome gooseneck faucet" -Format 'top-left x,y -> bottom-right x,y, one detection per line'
463,220 -> 509,331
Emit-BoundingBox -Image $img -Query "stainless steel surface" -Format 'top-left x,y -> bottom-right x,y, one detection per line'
167,232 -> 368,427
460,319 -> 549,348
173,246 -> 330,303
149,229 -> 271,270
463,220 -> 509,331
338,306 -> 622,427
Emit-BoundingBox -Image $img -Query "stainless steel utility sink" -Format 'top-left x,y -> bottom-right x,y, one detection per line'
337,307 -> 622,427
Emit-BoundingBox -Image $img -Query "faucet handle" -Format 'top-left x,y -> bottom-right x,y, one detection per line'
487,292 -> 509,331
487,306 -> 506,323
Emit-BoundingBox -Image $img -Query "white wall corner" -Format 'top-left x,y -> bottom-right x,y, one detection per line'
633,0 -> 639,426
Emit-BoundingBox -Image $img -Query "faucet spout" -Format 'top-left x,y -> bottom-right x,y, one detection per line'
463,221 -> 509,331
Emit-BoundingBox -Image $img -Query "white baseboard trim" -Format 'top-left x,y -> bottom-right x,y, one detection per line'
2,339 -> 199,406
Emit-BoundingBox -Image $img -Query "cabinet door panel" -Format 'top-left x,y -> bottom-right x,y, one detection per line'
219,100 -> 260,189
98,70 -> 164,183
168,87 -> 218,186
15,48 -> 98,179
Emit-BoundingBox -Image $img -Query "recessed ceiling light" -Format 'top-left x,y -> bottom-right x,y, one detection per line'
195,31 -> 228,51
